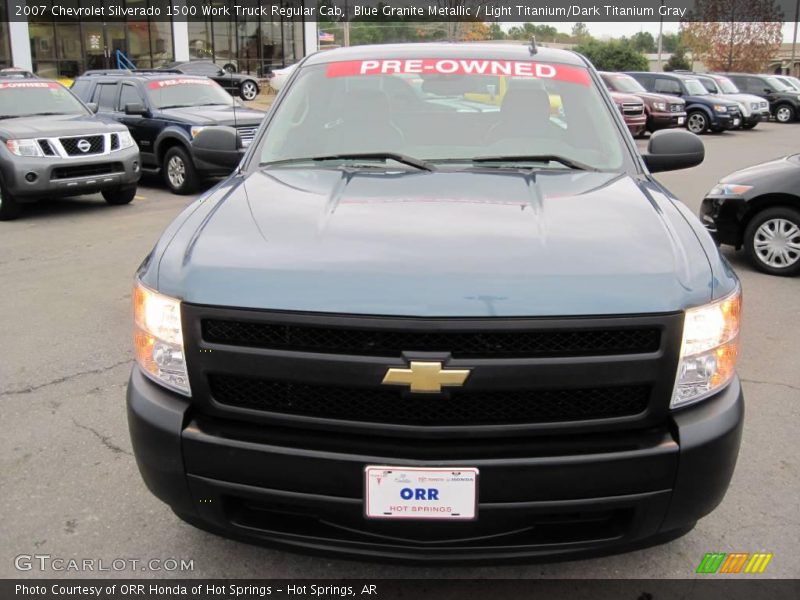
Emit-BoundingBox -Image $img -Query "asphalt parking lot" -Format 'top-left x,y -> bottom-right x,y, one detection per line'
1,122 -> 798,580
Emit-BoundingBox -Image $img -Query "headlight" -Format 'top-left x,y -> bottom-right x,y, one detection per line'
713,104 -> 728,113
5,139 -> 44,157
116,130 -> 135,149
190,126 -> 207,138
133,281 -> 190,396
652,101 -> 667,111
708,183 -> 753,197
671,288 -> 741,409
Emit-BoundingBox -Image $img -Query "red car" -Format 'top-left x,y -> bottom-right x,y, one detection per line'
609,91 -> 647,137
600,72 -> 687,134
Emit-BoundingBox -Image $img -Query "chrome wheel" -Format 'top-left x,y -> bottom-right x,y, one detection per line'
241,81 -> 258,101
753,218 -> 800,269
687,112 -> 707,134
775,106 -> 794,123
167,155 -> 185,189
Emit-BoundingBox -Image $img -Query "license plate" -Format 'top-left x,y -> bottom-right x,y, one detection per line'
677,116 -> 685,125
364,466 -> 478,520
734,118 -> 740,126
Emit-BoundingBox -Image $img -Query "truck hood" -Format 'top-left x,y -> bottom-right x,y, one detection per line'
0,113 -> 126,138
634,91 -> 684,107
161,105 -> 264,127
157,168 -> 713,317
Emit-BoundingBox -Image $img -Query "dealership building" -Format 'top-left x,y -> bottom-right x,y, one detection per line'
0,0 -> 317,77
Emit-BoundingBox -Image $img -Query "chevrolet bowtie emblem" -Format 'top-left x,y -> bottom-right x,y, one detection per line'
382,361 -> 470,393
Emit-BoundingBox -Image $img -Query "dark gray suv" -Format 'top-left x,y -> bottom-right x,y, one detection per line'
0,77 -> 140,220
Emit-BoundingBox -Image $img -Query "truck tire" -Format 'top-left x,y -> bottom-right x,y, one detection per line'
686,110 -> 709,134
0,174 -> 21,221
239,80 -> 259,101
744,206 -> 800,276
774,104 -> 795,123
102,186 -> 137,205
163,146 -> 198,195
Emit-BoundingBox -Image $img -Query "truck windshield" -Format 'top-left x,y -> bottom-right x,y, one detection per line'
684,80 -> 708,95
260,59 -> 627,171
607,74 -> 646,94
146,78 -> 235,109
716,78 -> 740,94
0,81 -> 89,118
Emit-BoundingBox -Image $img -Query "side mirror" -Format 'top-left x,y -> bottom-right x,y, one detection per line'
192,126 -> 242,169
642,129 -> 704,173
124,103 -> 148,116
86,102 -> 99,114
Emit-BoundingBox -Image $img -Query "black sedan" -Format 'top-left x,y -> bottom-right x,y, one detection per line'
700,155 -> 800,276
162,61 -> 260,101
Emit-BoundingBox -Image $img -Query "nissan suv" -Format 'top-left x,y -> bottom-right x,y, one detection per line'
0,77 -> 140,220
127,44 -> 743,562
70,70 -> 265,194
626,71 -> 742,134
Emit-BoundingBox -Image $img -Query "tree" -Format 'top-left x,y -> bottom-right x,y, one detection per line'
663,47 -> 692,71
629,31 -> 656,53
574,39 -> 650,72
571,22 -> 591,42
681,0 -> 783,72
660,32 -> 681,53
488,23 -> 505,40
460,22 -> 491,42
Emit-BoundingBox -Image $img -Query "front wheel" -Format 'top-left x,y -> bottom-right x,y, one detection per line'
774,104 -> 796,123
102,186 -> 136,205
686,111 -> 709,134
744,207 -> 800,276
163,146 -> 198,195
240,80 -> 259,101
0,174 -> 21,221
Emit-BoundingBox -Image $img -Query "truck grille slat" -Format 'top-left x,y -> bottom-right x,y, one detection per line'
209,374 -> 650,425
202,319 -> 661,358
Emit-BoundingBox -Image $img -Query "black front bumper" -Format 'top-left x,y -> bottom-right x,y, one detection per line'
127,367 -> 743,563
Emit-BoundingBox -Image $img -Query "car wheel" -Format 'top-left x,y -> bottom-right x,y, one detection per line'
163,146 -> 198,195
0,174 -> 21,221
240,80 -> 259,101
102,186 -> 136,206
686,111 -> 709,134
744,207 -> 800,276
774,105 -> 795,123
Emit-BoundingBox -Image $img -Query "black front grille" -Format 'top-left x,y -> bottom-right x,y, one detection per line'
37,139 -> 56,156
109,133 -> 120,150
209,374 -> 650,425
60,135 -> 104,156
51,162 -> 123,180
202,319 -> 661,358
670,104 -> 683,113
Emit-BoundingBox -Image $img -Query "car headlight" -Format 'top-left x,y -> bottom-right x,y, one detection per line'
671,288 -> 741,409
5,139 -> 44,157
713,104 -> 728,113
708,183 -> 753,197
190,126 -> 207,138
652,101 -> 667,111
116,130 -> 135,150
133,281 -> 190,396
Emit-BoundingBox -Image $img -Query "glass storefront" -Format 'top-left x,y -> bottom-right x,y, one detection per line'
188,5 -> 305,76
29,1 -> 174,78
0,1 -> 11,69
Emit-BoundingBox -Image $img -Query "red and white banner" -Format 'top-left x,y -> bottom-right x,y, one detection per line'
0,81 -> 61,90
326,59 -> 590,86
147,78 -> 214,89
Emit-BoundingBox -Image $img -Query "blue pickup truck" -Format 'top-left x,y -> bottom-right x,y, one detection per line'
126,44 -> 743,563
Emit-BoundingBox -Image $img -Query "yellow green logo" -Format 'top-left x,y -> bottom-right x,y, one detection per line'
696,552 -> 773,574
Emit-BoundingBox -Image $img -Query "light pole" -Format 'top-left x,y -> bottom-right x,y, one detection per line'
791,0 -> 799,75
657,0 -> 664,70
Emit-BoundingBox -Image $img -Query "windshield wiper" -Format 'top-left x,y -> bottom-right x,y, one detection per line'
471,154 -> 598,171
23,112 -> 73,117
263,152 -> 436,172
